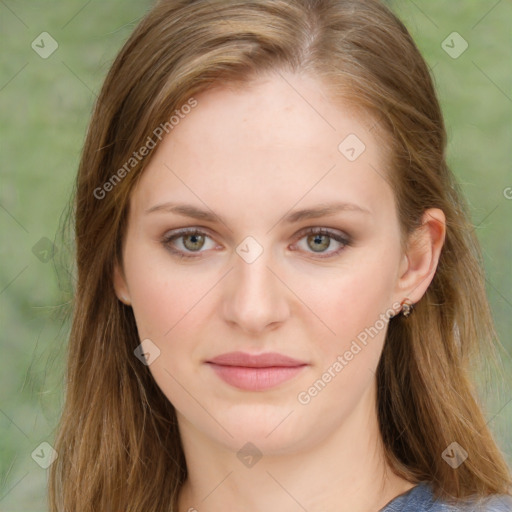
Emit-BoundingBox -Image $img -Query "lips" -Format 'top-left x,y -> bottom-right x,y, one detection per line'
207,351 -> 307,368
205,351 -> 308,391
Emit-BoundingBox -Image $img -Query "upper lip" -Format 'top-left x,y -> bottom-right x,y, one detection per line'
206,351 -> 307,368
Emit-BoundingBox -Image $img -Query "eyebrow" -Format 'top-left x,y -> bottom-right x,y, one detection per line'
145,201 -> 371,224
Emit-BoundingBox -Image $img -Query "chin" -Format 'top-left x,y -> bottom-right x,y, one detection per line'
203,406 -> 317,455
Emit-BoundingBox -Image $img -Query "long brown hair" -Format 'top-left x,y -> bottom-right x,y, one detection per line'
49,0 -> 511,510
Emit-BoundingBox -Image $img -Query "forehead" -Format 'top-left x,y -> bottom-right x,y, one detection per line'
130,71 -> 393,221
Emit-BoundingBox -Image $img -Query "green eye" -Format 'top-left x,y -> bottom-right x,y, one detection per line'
307,233 -> 331,252
182,233 -> 206,251
162,228 -> 215,258
293,228 -> 351,259
162,227 -> 351,260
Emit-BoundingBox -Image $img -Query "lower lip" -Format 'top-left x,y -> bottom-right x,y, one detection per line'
207,363 -> 307,391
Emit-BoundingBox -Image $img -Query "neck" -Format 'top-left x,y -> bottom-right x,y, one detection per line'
177,384 -> 414,512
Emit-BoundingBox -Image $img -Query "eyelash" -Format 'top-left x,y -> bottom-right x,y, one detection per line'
161,227 -> 351,260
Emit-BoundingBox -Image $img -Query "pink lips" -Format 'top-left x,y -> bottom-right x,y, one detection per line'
206,351 -> 308,391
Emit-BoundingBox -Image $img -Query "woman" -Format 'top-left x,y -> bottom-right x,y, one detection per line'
49,0 -> 512,510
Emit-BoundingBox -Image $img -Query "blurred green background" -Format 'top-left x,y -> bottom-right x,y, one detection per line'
0,1 -> 510,510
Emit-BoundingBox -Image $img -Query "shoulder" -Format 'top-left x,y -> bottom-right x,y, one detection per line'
454,494 -> 512,512
441,495 -> 512,512
380,482 -> 512,512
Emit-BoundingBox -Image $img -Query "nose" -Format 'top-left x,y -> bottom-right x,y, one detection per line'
221,245 -> 291,335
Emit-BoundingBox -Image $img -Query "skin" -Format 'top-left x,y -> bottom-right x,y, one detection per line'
114,70 -> 445,512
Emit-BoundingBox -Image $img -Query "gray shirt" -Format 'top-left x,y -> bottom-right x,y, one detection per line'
379,482 -> 512,511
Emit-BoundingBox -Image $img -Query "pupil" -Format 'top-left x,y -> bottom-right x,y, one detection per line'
308,234 -> 329,252
184,234 -> 204,251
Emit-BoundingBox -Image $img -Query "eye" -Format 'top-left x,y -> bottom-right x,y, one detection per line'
161,226 -> 351,260
291,227 -> 351,258
161,228 -> 218,259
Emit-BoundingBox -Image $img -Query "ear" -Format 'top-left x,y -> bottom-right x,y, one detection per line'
113,260 -> 131,306
394,208 -> 446,305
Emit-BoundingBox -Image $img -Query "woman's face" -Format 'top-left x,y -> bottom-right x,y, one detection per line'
115,71 -> 414,454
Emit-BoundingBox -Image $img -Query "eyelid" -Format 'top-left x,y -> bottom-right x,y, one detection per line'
161,227 -> 220,258
292,226 -> 350,243
289,226 -> 351,258
161,226 -> 352,259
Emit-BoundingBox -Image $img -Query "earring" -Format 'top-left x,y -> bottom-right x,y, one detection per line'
400,298 -> 413,318
120,295 -> 131,306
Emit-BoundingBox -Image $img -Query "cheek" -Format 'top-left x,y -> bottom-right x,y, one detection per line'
289,248 -> 399,414
293,250 -> 399,347
292,262 -> 395,431
125,244 -> 218,340
126,256 -> 215,418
